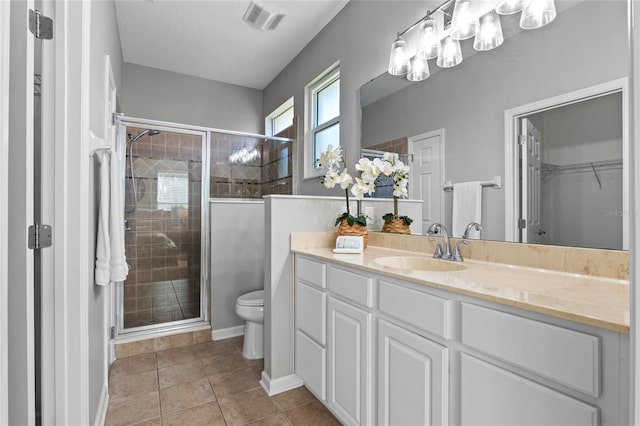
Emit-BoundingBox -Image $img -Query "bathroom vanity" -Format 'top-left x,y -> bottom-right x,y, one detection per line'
291,240 -> 629,426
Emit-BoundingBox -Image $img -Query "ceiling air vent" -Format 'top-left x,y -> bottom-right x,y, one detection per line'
242,1 -> 285,31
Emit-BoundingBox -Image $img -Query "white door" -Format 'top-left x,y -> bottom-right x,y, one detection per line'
0,1 -> 11,424
520,118 -> 543,243
409,130 -> 444,234
327,297 -> 372,426
7,1 -> 36,424
378,319 -> 448,426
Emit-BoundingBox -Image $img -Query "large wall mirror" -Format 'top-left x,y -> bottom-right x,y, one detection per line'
360,1 -> 628,250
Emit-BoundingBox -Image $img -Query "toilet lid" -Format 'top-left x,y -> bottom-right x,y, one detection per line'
237,290 -> 264,307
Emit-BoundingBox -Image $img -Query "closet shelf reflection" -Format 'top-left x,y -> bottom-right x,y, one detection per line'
542,158 -> 623,174
542,158 -> 623,189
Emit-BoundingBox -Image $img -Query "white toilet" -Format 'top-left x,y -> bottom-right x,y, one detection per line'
235,289 -> 264,359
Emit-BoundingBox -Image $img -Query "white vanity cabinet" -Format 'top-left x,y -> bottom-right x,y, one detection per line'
294,257 -> 327,401
377,319 -> 448,426
293,254 -> 629,426
327,296 -> 372,425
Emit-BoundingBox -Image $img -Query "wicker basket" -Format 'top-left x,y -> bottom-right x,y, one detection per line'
337,219 -> 369,248
381,217 -> 411,234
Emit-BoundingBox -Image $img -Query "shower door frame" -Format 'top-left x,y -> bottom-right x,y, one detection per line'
117,117 -> 211,336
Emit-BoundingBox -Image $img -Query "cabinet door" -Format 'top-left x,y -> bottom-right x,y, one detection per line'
460,354 -> 598,426
378,319 -> 448,426
327,297 -> 372,426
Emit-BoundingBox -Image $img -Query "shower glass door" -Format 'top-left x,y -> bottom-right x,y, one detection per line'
121,125 -> 209,331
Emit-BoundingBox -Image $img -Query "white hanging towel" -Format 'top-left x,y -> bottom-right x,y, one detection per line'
109,123 -> 128,282
95,151 -> 111,286
452,181 -> 482,239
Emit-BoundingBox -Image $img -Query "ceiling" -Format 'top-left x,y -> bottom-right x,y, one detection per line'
115,0 -> 349,90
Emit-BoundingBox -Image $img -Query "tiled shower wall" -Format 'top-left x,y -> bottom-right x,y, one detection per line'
209,124 -> 294,199
124,129 -> 202,328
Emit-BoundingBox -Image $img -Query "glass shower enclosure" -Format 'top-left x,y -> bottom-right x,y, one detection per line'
116,117 -> 295,335
120,122 -> 210,332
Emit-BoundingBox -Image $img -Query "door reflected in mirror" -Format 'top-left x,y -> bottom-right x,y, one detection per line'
518,92 -> 623,250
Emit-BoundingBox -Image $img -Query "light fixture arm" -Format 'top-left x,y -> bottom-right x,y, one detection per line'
396,0 -> 455,38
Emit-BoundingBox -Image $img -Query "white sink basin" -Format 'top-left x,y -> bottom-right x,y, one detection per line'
374,256 -> 467,272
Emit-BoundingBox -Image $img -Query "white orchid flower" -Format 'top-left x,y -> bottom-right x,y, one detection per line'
323,170 -> 338,189
377,158 -> 394,176
383,152 -> 399,164
335,169 -> 353,189
393,186 -> 408,198
317,144 -> 342,169
351,177 -> 375,199
355,158 -> 376,175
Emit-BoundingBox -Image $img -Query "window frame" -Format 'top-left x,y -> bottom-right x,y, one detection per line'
265,96 -> 294,137
304,62 -> 340,179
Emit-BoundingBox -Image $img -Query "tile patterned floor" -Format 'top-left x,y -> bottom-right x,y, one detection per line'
106,336 -> 341,426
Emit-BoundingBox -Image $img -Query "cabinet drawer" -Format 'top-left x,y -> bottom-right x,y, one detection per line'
328,266 -> 373,308
295,330 -> 326,401
296,257 -> 326,288
461,303 -> 600,397
295,281 -> 326,345
379,280 -> 451,339
461,354 -> 598,426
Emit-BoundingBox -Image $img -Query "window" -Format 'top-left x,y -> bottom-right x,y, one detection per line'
266,97 -> 294,136
305,63 -> 340,178
157,172 -> 189,210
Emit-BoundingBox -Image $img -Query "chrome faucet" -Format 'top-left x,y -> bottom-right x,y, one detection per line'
463,222 -> 483,239
427,223 -> 452,260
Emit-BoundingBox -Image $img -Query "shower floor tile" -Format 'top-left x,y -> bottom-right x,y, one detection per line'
123,278 -> 201,329
106,337 -> 339,426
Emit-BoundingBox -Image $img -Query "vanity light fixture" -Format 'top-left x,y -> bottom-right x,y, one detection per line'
387,0 -> 556,81
408,55 -> 430,82
417,18 -> 442,60
437,36 -> 463,68
520,0 -> 556,29
450,0 -> 479,40
388,36 -> 410,75
473,9 -> 504,51
495,0 -> 524,15
229,147 -> 260,164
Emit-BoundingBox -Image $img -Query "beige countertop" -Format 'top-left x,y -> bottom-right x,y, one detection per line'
292,246 -> 630,334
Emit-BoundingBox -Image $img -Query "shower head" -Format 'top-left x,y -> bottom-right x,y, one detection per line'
127,129 -> 161,144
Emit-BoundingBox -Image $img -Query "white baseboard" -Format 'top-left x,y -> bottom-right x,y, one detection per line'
94,384 -> 109,426
212,325 -> 245,341
260,371 -> 303,396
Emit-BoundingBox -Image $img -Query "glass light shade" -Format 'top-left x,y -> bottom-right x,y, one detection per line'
495,0 -> 523,15
388,37 -> 410,75
520,0 -> 556,29
416,18 -> 441,60
450,0 -> 479,40
437,37 -> 463,68
474,10 -> 504,51
407,56 -> 430,82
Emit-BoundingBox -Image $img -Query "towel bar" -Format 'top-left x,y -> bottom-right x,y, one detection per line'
443,176 -> 501,192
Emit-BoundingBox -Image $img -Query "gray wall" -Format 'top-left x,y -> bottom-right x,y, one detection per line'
88,0 -> 123,423
262,1 -> 432,196
210,200 -> 265,331
122,62 -> 264,133
361,1 -> 628,241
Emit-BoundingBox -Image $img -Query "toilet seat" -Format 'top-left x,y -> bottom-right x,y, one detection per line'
237,290 -> 264,307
